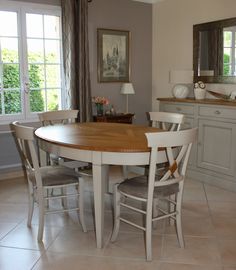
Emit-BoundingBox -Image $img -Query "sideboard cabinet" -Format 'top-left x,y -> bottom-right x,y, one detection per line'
158,98 -> 236,191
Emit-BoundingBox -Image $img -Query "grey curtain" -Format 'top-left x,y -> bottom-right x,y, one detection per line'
61,0 -> 92,122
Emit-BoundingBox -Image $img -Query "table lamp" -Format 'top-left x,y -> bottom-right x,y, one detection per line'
170,70 -> 193,99
120,83 -> 135,113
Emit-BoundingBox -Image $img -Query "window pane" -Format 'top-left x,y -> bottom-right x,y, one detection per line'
4,89 -> 21,114
1,38 -> 19,63
26,14 -> 43,38
224,64 -> 231,76
46,65 -> 61,87
44,15 -> 59,39
3,64 -> 20,88
224,31 -> 232,47
0,11 -> 17,36
224,48 -> 231,63
47,89 -> 59,111
30,89 -> 45,112
27,39 -> 44,63
29,64 -> 45,88
45,40 -> 60,63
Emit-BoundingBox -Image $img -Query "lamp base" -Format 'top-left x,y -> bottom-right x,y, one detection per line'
172,84 -> 189,99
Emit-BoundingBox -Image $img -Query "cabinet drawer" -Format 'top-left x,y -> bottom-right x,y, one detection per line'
163,103 -> 194,115
199,106 -> 236,120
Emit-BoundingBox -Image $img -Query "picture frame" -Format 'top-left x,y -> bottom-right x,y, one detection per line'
97,28 -> 130,83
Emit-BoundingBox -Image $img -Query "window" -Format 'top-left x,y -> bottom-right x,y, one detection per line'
0,1 -> 63,123
223,27 -> 236,76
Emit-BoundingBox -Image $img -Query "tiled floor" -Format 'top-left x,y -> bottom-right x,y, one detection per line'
0,166 -> 236,270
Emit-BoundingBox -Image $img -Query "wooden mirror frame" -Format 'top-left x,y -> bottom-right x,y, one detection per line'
193,17 -> 236,84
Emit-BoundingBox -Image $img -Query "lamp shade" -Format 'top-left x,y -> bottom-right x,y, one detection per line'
170,70 -> 193,84
120,83 -> 135,95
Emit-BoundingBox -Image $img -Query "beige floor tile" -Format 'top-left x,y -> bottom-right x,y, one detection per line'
161,235 -> 221,266
0,246 -> 41,270
159,262 -> 222,270
212,217 -> 236,240
218,239 -> 236,266
0,178 -> 28,204
182,201 -> 210,218
0,224 -> 61,251
205,185 -> 236,202
184,178 -> 205,189
104,232 -> 163,260
32,252 -> 161,270
47,227 -> 106,256
208,201 -> 236,218
164,216 -> 214,237
0,222 -> 18,240
0,203 -> 27,222
183,186 -> 207,201
224,268 -> 236,270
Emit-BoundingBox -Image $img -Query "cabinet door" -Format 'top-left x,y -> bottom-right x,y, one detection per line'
197,119 -> 236,176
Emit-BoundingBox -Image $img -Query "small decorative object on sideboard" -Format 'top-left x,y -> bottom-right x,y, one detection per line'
92,96 -> 109,116
170,70 -> 193,99
206,90 -> 230,100
194,81 -> 206,99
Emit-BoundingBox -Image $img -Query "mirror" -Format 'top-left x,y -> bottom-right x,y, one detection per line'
193,17 -> 236,83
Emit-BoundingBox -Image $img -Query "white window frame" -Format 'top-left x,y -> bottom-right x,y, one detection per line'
224,27 -> 236,76
0,1 -> 64,125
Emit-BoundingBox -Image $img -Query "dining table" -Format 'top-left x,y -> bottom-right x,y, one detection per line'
35,122 -> 166,248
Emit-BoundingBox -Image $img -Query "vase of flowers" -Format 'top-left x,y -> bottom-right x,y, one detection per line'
194,81 -> 206,99
92,96 -> 109,116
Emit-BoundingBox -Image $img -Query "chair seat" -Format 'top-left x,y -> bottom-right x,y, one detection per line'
29,166 -> 80,187
118,176 -> 179,199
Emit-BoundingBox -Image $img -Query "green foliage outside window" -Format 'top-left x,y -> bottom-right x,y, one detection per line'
223,53 -> 230,76
0,48 -> 59,115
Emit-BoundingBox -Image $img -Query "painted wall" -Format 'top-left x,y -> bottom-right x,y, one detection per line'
88,0 -> 152,124
152,0 -> 236,111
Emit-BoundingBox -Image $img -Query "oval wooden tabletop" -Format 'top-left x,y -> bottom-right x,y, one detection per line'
35,122 -> 161,152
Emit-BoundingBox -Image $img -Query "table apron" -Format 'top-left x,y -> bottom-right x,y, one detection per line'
37,139 -> 168,166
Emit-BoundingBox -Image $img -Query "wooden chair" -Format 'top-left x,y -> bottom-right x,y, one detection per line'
12,121 -> 87,241
111,128 -> 198,261
149,111 -> 185,131
38,110 -> 90,170
124,111 -> 185,178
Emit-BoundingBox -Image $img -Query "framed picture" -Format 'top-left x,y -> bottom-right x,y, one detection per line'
97,28 -> 130,83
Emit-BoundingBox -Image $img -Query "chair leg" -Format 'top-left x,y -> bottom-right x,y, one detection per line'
78,177 -> 87,233
111,184 -> 120,242
176,194 -> 184,248
152,198 -> 159,229
145,207 -> 153,261
27,183 -> 34,227
37,191 -> 45,242
62,187 -> 68,209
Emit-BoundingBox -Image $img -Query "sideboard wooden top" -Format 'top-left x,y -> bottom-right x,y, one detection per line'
157,97 -> 236,107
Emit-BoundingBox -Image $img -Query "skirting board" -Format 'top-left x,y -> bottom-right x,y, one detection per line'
0,166 -> 24,181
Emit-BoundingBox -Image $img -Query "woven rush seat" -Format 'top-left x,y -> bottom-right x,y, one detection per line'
29,166 -> 81,186
118,176 -> 179,199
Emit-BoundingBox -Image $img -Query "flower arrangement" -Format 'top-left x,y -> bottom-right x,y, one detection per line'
194,81 -> 206,89
92,96 -> 109,105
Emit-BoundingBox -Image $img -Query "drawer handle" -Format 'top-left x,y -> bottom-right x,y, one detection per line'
214,110 -> 221,115
176,107 -> 182,111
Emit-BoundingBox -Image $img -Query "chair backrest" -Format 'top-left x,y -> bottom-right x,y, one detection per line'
145,128 -> 197,206
38,110 -> 79,126
11,121 -> 41,186
148,111 -> 185,131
